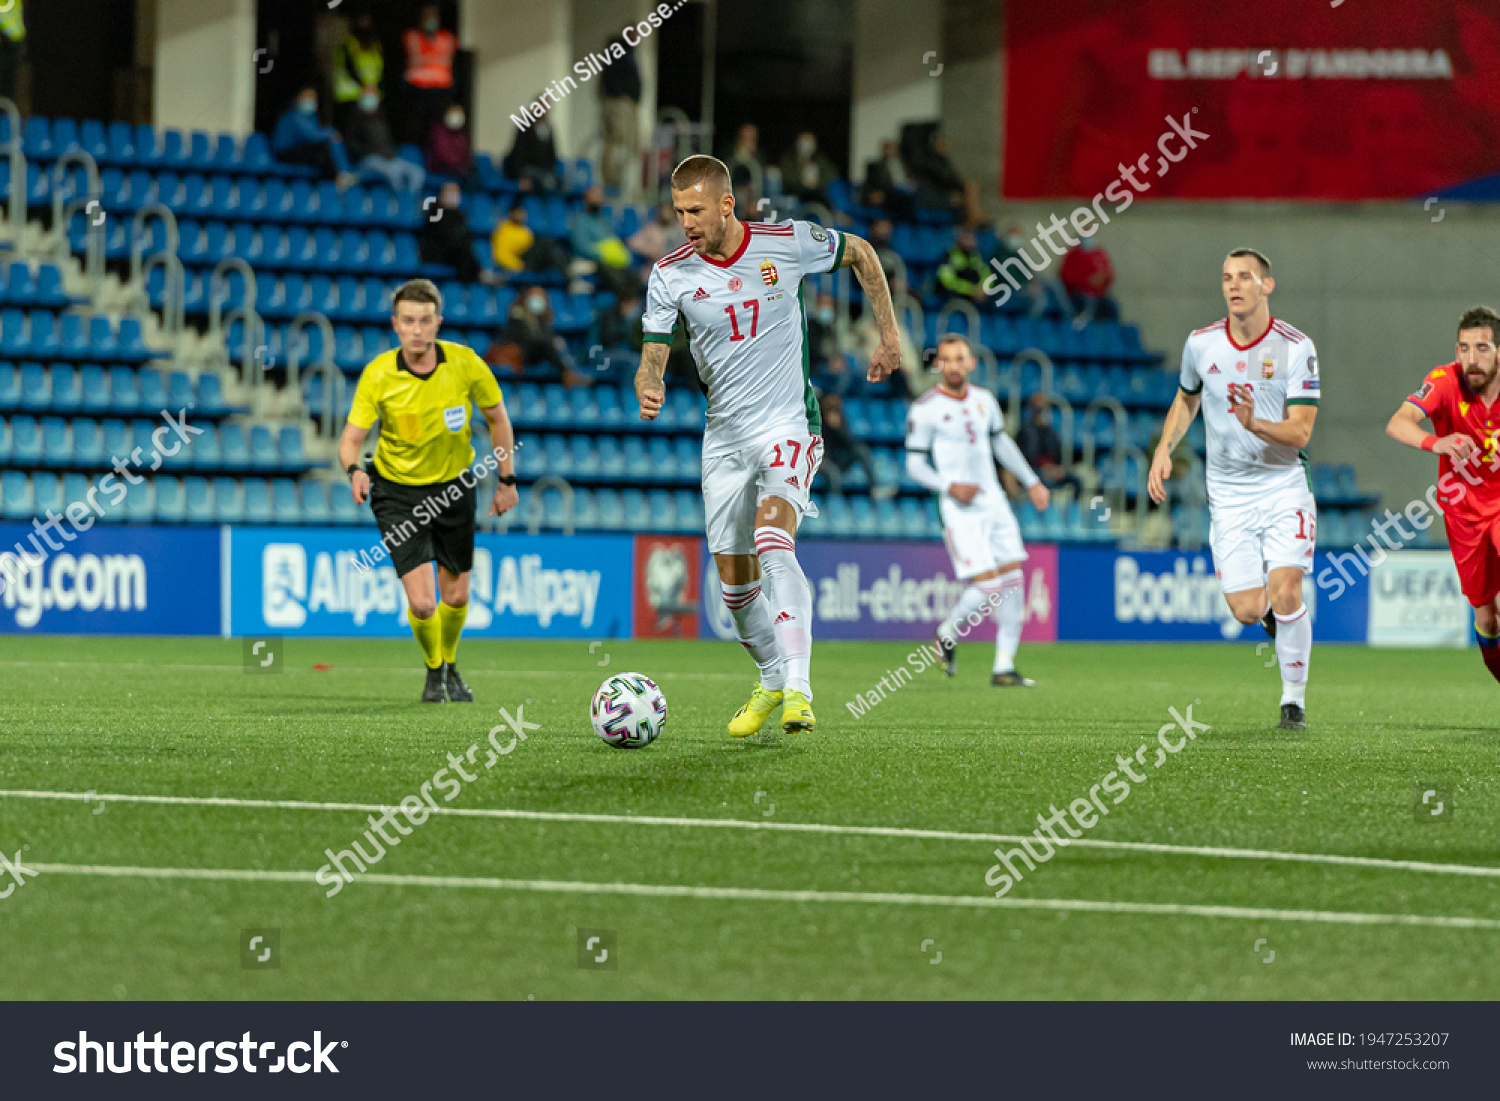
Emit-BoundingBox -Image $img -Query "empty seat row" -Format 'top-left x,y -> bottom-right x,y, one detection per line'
0,310 -> 164,361
511,485 -> 706,535
0,416 -> 308,472
0,263 -> 77,309
94,171 -> 420,228
0,472 -> 357,526
13,119 -> 315,177
510,382 -> 703,431
512,433 -> 704,483
0,364 -> 232,416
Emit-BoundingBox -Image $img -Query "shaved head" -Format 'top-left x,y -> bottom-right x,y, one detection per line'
671,155 -> 731,198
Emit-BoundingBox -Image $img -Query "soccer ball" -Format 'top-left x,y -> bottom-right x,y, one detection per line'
590,672 -> 667,748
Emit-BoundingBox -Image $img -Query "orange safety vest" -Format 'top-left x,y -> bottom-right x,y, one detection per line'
403,29 -> 456,89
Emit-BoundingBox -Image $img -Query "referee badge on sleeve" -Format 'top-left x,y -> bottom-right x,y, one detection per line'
444,405 -> 467,431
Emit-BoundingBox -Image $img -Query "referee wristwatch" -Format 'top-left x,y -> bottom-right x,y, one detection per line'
497,475 -> 518,486
346,463 -> 362,480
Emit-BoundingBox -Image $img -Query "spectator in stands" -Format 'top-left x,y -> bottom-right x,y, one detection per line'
867,218 -> 905,298
991,223 -> 1051,317
812,347 -> 862,400
850,308 -> 923,399
1060,235 -> 1117,326
902,122 -> 984,225
272,87 -> 358,190
1017,392 -> 1081,497
491,202 -> 534,274
332,8 -> 384,131
937,226 -> 989,304
627,202 -> 685,265
818,394 -> 896,499
726,124 -> 764,211
571,185 -> 640,303
312,6 -> 350,123
861,140 -> 917,222
504,100 -> 561,194
600,36 -> 641,195
0,0 -> 25,102
780,132 -> 838,207
342,89 -> 425,192
427,104 -> 476,184
806,293 -> 841,376
421,182 -> 481,283
401,4 -> 457,144
489,288 -> 574,383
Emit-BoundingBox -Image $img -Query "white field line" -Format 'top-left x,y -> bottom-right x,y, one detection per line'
0,661 -> 741,679
23,862 -> 1500,929
3,788 -> 1499,881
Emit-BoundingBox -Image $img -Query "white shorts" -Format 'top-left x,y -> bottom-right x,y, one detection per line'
703,432 -> 822,555
941,503 -> 1027,580
1209,484 -> 1317,594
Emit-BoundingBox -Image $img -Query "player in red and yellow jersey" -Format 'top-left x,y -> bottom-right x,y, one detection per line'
1387,305 -> 1500,683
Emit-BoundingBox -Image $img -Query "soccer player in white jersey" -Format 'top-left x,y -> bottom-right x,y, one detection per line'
907,335 -> 1050,685
635,155 -> 902,737
1148,249 -> 1320,730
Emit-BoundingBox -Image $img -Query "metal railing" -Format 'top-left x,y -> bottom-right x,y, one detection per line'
935,298 -> 981,349
0,98 -> 25,237
286,310 -> 335,398
207,256 -> 257,336
130,203 -> 185,338
524,474 -> 575,536
51,150 -> 103,289
1080,395 -> 1129,473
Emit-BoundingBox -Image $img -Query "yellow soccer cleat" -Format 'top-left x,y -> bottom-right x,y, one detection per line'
728,682 -> 784,738
780,690 -> 816,734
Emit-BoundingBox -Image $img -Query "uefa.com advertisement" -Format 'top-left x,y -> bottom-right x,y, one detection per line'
0,523 -> 1468,647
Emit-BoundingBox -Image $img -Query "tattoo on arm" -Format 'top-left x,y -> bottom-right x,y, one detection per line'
846,236 -> 898,341
636,342 -> 669,390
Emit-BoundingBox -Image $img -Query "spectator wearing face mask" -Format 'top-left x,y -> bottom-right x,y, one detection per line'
421,182 -> 480,282
427,104 -> 476,183
273,86 -> 358,190
806,292 -> 841,376
779,132 -> 838,206
342,86 -> 425,192
491,203 -> 534,273
488,289 -> 572,383
402,4 -> 457,144
332,8 -> 383,132
570,185 -> 639,303
503,99 -> 561,195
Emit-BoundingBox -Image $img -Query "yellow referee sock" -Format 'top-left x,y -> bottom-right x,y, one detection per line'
408,608 -> 443,670
437,601 -> 468,665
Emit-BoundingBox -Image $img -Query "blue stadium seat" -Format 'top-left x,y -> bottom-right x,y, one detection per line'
1,309 -> 30,357
825,494 -> 854,537
72,418 -> 104,467
123,476 -> 154,524
648,489 -> 677,531
594,487 -> 623,530
100,418 -> 129,462
212,477 -> 244,523
47,366 -> 80,414
622,435 -> 650,479
248,424 -> 277,469
542,433 -> 572,477
88,316 -> 119,359
4,262 -> 35,305
196,371 -> 228,416
621,488 -> 648,531
596,435 -> 621,474
648,435 -> 677,479
185,476 -> 213,523
137,369 -> 167,411
570,434 -> 598,476
300,480 -> 331,523
11,415 -> 40,463
220,422 -> 249,469
1,471 -> 32,519
243,478 -> 273,522
41,417 -> 70,467
154,476 -> 186,523
19,363 -> 49,410
270,479 -> 300,524
191,422 -> 221,469
330,482 -> 362,524
107,121 -> 137,165
0,363 -> 17,410
514,433 -> 544,479
277,426 -> 305,469
33,472 -> 62,518
166,370 -> 195,411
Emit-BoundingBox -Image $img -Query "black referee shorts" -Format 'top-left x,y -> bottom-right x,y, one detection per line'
367,467 -> 477,578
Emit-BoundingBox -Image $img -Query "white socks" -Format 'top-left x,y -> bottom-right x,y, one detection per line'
754,527 -> 814,698
938,585 -> 991,644
721,579 -> 785,691
992,570 -> 1025,674
1275,604 -> 1311,705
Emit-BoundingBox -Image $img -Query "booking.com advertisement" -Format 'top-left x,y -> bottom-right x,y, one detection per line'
226,528 -> 633,640
0,524 -> 219,635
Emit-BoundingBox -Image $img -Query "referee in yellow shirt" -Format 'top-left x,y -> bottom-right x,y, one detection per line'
339,279 -> 519,702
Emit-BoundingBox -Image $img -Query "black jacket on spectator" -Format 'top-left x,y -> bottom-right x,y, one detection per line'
504,121 -> 559,187
343,108 -> 397,165
420,206 -> 479,283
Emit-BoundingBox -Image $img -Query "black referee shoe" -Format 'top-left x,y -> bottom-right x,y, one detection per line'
422,665 -> 448,703
1278,702 -> 1306,730
445,662 -> 473,703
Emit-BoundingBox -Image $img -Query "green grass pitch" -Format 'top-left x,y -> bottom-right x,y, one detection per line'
1,635 -> 1497,1000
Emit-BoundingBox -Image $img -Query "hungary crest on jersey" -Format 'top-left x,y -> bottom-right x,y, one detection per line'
759,258 -> 779,287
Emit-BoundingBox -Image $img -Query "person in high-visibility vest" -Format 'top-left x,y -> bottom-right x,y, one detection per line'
0,0 -> 24,103
332,9 -> 384,129
401,4 -> 456,145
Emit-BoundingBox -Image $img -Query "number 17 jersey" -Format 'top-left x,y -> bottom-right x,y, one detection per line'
642,219 -> 846,460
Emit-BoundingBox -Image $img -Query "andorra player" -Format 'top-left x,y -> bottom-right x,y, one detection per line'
1386,305 -> 1500,683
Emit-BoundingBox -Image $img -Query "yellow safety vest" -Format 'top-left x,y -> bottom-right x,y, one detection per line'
0,0 -> 24,43
333,36 -> 383,103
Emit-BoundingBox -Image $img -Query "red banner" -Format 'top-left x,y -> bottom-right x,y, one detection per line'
1003,1 -> 1500,200
632,535 -> 701,639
